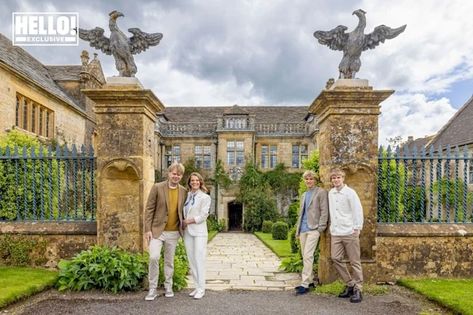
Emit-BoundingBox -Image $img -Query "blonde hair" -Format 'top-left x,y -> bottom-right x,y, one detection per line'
187,172 -> 209,193
329,168 -> 345,179
302,170 -> 320,184
168,161 -> 185,175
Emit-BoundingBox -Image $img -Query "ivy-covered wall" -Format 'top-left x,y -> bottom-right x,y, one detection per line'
0,222 -> 96,268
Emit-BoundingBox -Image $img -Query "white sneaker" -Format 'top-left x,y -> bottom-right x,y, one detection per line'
189,289 -> 198,297
145,289 -> 158,301
164,288 -> 174,298
193,290 -> 205,299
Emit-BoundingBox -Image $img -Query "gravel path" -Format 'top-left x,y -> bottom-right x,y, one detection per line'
4,286 -> 451,315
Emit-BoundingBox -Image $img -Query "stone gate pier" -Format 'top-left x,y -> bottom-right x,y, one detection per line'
309,79 -> 393,283
83,78 -> 163,252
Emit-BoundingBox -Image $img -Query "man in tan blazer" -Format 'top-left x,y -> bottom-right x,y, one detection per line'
295,170 -> 329,295
144,162 -> 187,301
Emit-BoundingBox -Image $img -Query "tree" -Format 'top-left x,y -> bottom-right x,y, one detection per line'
237,161 -> 277,232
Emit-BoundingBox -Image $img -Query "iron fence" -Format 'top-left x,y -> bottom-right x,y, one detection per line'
377,145 -> 473,223
0,144 -> 95,221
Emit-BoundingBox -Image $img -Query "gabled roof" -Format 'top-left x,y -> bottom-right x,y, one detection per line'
223,104 -> 250,115
428,96 -> 473,149
45,65 -> 82,81
0,33 -> 84,114
400,135 -> 435,153
162,105 -> 309,124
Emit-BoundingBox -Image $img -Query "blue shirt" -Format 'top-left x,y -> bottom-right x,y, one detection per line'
299,189 -> 314,234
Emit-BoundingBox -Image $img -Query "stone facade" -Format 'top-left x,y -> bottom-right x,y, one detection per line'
0,33 -> 104,147
83,78 -> 163,252
155,105 -> 317,229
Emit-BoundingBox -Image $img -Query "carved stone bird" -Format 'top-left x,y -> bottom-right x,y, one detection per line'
314,9 -> 406,79
78,10 -> 163,77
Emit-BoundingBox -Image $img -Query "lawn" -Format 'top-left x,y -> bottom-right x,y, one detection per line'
254,232 -> 292,258
0,266 -> 58,308
398,278 -> 473,315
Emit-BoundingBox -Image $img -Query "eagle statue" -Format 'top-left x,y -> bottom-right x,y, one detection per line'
78,10 -> 163,77
314,9 -> 406,79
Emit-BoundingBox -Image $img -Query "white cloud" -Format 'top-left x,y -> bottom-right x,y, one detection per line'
379,93 -> 457,146
1,0 -> 472,145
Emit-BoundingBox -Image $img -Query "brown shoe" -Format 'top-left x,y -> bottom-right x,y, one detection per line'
350,289 -> 362,303
338,286 -> 354,298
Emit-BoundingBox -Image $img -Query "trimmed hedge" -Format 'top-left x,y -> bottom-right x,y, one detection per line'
261,220 -> 273,233
272,221 -> 288,240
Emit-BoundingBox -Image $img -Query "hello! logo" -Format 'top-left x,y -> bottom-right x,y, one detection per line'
12,12 -> 79,46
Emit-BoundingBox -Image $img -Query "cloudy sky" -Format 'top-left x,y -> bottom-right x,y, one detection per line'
1,0 -> 472,145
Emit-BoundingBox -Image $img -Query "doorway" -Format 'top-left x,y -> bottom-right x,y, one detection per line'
228,201 -> 243,231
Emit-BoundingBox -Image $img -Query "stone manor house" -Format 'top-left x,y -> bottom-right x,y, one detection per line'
0,33 -> 318,230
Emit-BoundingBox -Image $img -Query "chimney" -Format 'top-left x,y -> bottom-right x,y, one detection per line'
407,136 -> 414,143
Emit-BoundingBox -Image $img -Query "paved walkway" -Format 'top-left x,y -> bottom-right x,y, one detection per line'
188,232 -> 300,291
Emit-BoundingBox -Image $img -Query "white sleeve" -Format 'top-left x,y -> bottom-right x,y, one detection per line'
349,189 -> 363,230
194,194 -> 211,224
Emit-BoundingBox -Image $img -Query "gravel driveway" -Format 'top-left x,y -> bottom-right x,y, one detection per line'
4,286 -> 451,315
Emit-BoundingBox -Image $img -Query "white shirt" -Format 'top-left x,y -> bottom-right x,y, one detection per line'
328,185 -> 363,236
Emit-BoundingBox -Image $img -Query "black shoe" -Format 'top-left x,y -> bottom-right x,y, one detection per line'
350,289 -> 362,303
338,286 -> 354,298
295,286 -> 309,295
308,283 -> 316,289
294,285 -> 303,290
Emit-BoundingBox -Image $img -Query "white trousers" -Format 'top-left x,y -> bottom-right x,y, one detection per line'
183,231 -> 207,292
148,231 -> 180,290
299,229 -> 320,287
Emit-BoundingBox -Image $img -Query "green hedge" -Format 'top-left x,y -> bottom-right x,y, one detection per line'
261,220 -> 273,233
272,221 -> 288,240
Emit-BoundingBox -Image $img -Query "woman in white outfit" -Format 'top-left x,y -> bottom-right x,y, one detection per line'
182,172 -> 211,299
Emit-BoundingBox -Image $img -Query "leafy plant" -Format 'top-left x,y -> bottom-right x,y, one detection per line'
261,220 -> 273,233
280,252 -> 303,272
238,161 -> 278,232
0,130 -> 94,221
210,159 -> 231,190
289,225 -> 299,254
299,150 -> 320,195
264,163 -> 301,195
272,221 -> 288,240
207,214 -> 225,232
56,245 -> 147,293
286,201 -> 299,227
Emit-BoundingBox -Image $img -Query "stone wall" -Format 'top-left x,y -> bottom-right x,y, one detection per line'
374,224 -> 473,281
0,222 -> 96,268
0,67 -> 88,146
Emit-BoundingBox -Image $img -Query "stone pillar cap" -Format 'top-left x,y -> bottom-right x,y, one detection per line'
329,79 -> 370,90
105,77 -> 144,89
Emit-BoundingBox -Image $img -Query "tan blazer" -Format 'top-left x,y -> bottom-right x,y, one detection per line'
296,187 -> 329,236
145,181 -> 187,237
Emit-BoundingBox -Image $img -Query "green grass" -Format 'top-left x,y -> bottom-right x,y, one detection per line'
208,230 -> 218,242
314,280 -> 388,296
398,278 -> 473,315
0,266 -> 58,308
254,232 -> 292,258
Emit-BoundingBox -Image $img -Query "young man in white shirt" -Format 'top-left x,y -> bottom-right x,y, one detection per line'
328,168 -> 364,303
